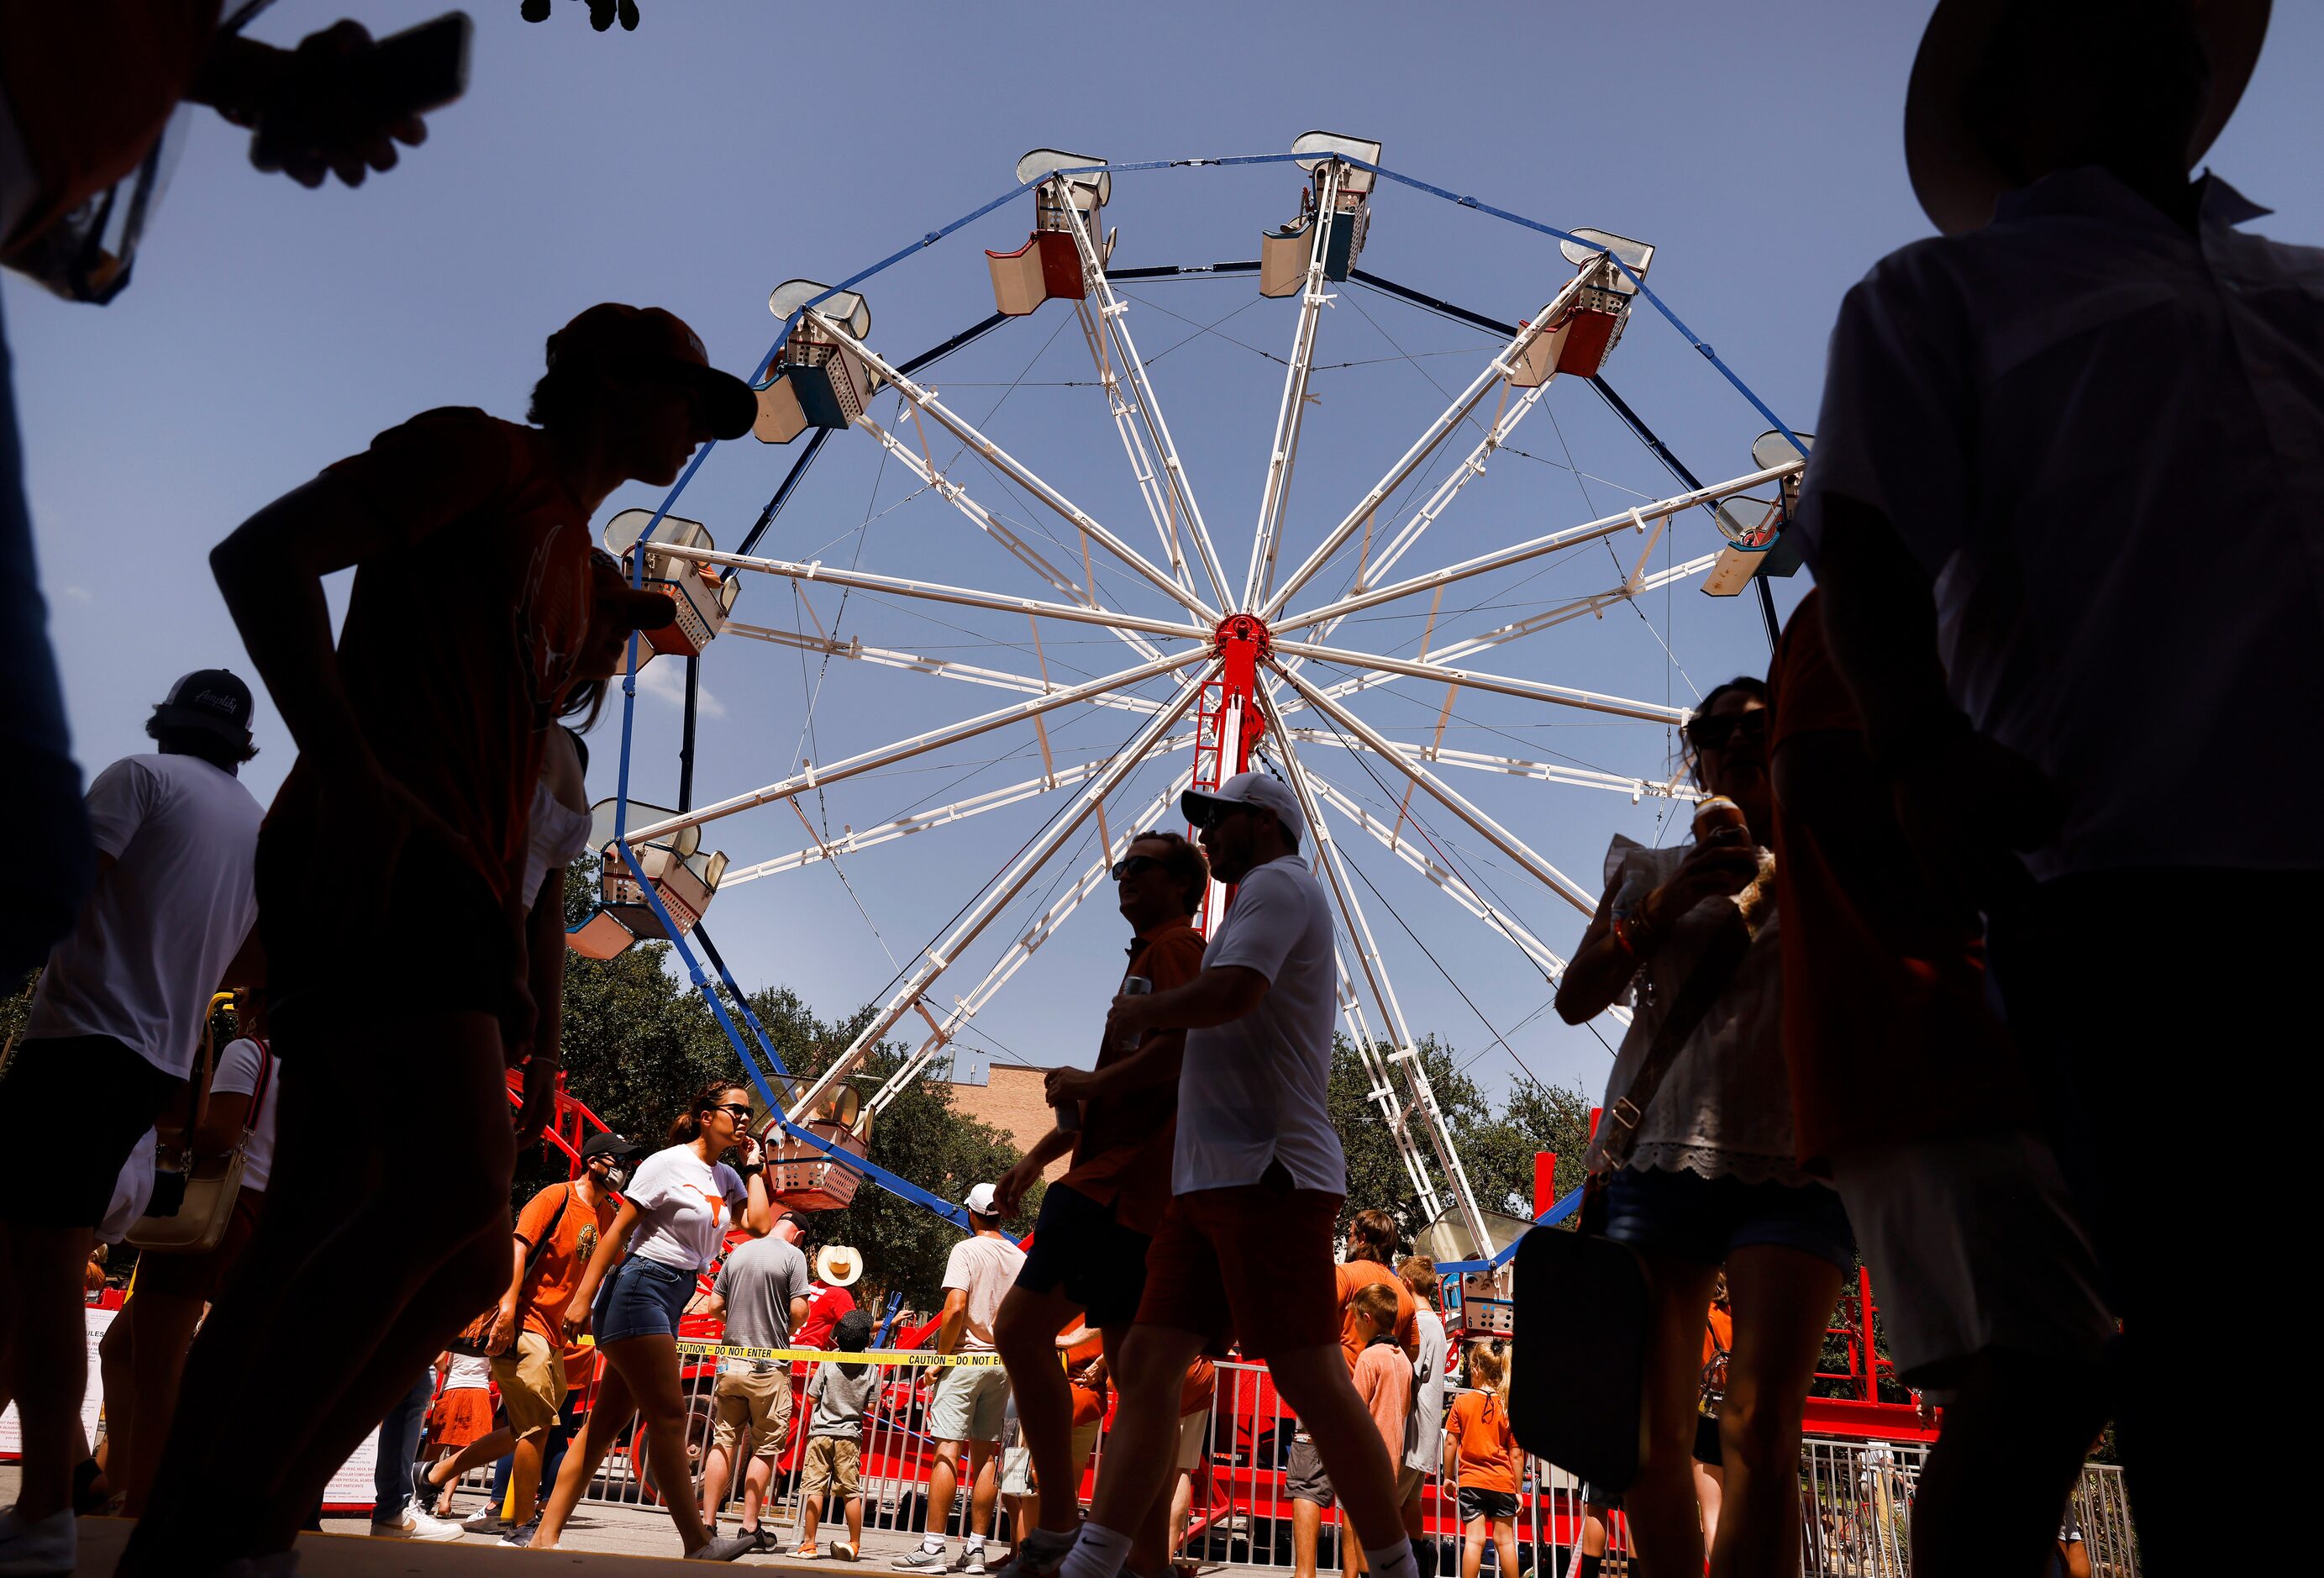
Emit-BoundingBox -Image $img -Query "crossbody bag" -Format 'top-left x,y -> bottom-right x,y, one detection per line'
127,1031 -> 271,1256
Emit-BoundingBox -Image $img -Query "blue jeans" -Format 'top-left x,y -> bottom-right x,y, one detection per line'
372,1367 -> 436,1518
0,289 -> 94,976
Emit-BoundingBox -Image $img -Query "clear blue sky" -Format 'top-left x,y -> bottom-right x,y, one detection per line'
11,1 -> 2319,1106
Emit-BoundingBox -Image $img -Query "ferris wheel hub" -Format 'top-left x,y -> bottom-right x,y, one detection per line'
1210,611 -> 1275,660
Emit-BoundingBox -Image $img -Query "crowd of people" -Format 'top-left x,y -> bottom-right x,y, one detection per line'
1,2 -> 2316,1576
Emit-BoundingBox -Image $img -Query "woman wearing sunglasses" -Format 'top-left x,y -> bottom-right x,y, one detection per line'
526,1081 -> 773,1560
1554,676 -> 1850,1578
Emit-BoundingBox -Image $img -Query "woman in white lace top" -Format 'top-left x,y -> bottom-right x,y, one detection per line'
1554,675 -> 1851,1578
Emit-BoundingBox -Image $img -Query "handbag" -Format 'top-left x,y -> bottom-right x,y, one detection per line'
1508,904 -> 1755,1491
450,1183 -> 575,1357
127,1030 -> 271,1256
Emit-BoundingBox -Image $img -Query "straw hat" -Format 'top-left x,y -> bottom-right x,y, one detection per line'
815,1244 -> 863,1287
1904,0 -> 2269,234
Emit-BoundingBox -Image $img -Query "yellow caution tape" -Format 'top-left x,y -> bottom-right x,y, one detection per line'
673,1341 -> 1002,1368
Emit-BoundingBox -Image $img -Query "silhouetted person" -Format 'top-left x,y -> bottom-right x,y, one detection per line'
1795,4 -> 2301,1569
0,8 -> 455,981
120,302 -> 750,1577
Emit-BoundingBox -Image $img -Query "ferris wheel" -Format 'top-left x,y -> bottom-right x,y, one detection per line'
575,134 -> 1810,1255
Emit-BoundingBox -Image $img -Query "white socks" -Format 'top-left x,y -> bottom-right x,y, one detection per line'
1365,1539 -> 1421,1578
1056,1523 -> 1133,1578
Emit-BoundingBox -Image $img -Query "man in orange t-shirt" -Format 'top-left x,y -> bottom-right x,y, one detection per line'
990,830 -> 1209,1578
418,1131 -> 638,1533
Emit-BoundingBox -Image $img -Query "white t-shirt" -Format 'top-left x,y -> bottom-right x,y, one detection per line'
27,754 -> 263,1077
939,1233 -> 1027,1353
97,1129 -> 159,1247
1174,855 -> 1346,1195
623,1144 -> 746,1272
444,1354 -> 493,1391
208,1037 -> 280,1193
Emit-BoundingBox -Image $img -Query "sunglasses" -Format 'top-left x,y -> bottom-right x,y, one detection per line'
1111,854 -> 1163,881
1683,709 -> 1768,753
1188,801 -> 1257,832
710,1102 -> 753,1122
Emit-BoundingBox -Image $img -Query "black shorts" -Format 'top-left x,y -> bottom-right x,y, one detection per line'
0,1034 -> 182,1227
1579,1481 -> 1622,1511
1285,1435 -> 1333,1507
1693,1412 -> 1723,1466
1014,1181 -> 1153,1328
258,826 -> 521,1044
1458,1486 -> 1517,1524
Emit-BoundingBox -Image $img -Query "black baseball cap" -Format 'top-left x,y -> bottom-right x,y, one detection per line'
548,302 -> 757,442
150,670 -> 255,746
581,1132 -> 644,1160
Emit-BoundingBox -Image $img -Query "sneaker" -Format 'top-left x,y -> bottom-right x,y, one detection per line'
795,1543 -> 822,1560
369,1507 -> 463,1544
460,1507 -> 512,1535
750,1528 -> 783,1554
990,1536 -> 1075,1578
958,1547 -> 989,1576
0,1505 -> 76,1578
412,1460 -> 440,1512
895,1547 -> 950,1572
686,1533 -> 760,1562
832,1542 -> 860,1563
501,1523 -> 540,1549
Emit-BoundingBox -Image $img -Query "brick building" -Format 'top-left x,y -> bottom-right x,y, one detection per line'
944,1061 -> 1071,1182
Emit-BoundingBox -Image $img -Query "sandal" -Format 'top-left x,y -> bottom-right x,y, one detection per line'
797,1544 -> 822,1560
832,1542 -> 859,1562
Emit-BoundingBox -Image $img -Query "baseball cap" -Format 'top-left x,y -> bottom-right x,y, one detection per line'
963,1182 -> 1000,1218
590,549 -> 679,634
548,302 -> 757,441
150,669 -> 255,746
1180,770 -> 1303,844
581,1131 -> 644,1160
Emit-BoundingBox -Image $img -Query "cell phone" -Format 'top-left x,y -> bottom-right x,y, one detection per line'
251,12 -> 472,171
366,12 -> 474,119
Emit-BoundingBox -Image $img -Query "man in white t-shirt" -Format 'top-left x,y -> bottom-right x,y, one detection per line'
1059,771 -> 1417,1578
892,1183 -> 1025,1575
0,671 -> 262,1565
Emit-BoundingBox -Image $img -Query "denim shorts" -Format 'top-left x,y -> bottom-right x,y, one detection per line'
1603,1166 -> 1854,1270
592,1254 -> 697,1345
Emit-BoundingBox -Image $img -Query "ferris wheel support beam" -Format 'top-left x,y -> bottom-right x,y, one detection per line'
1259,272 -> 1596,623
807,312 -> 1217,624
1273,636 -> 1687,725
640,539 -> 1209,647
1275,458 -> 1803,637
623,646 -> 1206,847
778,664 -> 1216,1126
720,734 -> 1196,888
1328,948 -> 1438,1218
1057,194 -> 1235,612
724,622 -> 1171,717
1243,161 -> 1345,613
1266,723 -> 1491,1252
1280,729 -> 1691,804
862,771 -> 1193,1116
1268,659 -> 1598,916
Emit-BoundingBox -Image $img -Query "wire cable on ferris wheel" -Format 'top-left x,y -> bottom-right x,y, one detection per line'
581,133 -> 1810,1255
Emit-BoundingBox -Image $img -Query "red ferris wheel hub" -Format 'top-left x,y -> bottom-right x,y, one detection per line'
1210,612 -> 1274,657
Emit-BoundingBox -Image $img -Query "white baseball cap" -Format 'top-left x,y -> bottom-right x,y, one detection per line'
964,1182 -> 1000,1217
1180,770 -> 1303,843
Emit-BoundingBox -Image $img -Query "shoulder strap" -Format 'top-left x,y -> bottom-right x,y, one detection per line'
1596,911 -> 1751,1171
239,1040 -> 273,1144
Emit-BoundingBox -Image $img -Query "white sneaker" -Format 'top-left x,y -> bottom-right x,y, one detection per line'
368,1507 -> 464,1544
0,1505 -> 76,1578
894,1545 -> 950,1571
460,1507 -> 510,1535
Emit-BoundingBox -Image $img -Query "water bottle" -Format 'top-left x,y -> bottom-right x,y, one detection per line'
1059,976 -> 1150,1133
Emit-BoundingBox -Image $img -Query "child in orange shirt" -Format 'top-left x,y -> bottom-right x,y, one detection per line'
1442,1345 -> 1518,1578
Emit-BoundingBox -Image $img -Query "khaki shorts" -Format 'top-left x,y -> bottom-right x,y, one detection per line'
1175,1410 -> 1208,1476
801,1434 -> 861,1500
490,1330 -> 567,1442
927,1363 -> 1009,1444
712,1365 -> 797,1465
1002,1418 -> 1102,1498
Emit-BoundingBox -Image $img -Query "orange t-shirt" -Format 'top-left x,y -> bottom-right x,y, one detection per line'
1180,1357 -> 1217,1418
266,409 -> 595,914
1702,1305 -> 1732,1369
0,3 -> 223,254
1766,587 -> 2023,1164
516,1180 -> 621,1344
1060,923 -> 1207,1234
1445,1390 -> 1519,1494
1333,1260 -> 1417,1371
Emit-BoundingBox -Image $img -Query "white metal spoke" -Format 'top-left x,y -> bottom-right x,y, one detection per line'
625,647 -> 1207,846
720,734 -> 1196,888
644,539 -> 1208,646
1267,725 -> 1489,1249
1267,658 -> 1599,916
807,310 -> 1215,623
1275,458 -> 1804,636
1274,635 -> 1688,724
1243,161 -> 1344,612
1280,728 -> 1694,803
776,662 -> 1216,1124
1259,273 -> 1595,621
727,622 -> 1171,717
1056,196 -> 1233,610
861,771 -> 1191,1115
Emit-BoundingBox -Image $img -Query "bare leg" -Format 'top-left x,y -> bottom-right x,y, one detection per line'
1294,1501 -> 1323,1578
121,1290 -> 208,1513
1693,1460 -> 1723,1556
1908,1350 -> 2105,1578
1612,1252 -> 1721,1578
700,1442 -> 736,1529
846,1492 -> 864,1546
1491,1519 -> 1517,1578
802,1491 -> 823,1549
534,1363 -> 639,1550
921,1438 -> 964,1543
1169,1468 -> 1194,1556
1460,1521 -> 1485,1578
607,1331 -> 718,1552
427,1423 -> 515,1499
1709,1245 -> 1845,1578
741,1454 -> 773,1531
994,1286 -> 1087,1535
966,1441 -> 1000,1538
507,1434 -> 546,1524
1085,1327 -> 1206,1545
0,1221 -> 97,1520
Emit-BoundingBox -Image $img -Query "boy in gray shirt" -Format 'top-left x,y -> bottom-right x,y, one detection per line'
798,1310 -> 881,1559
